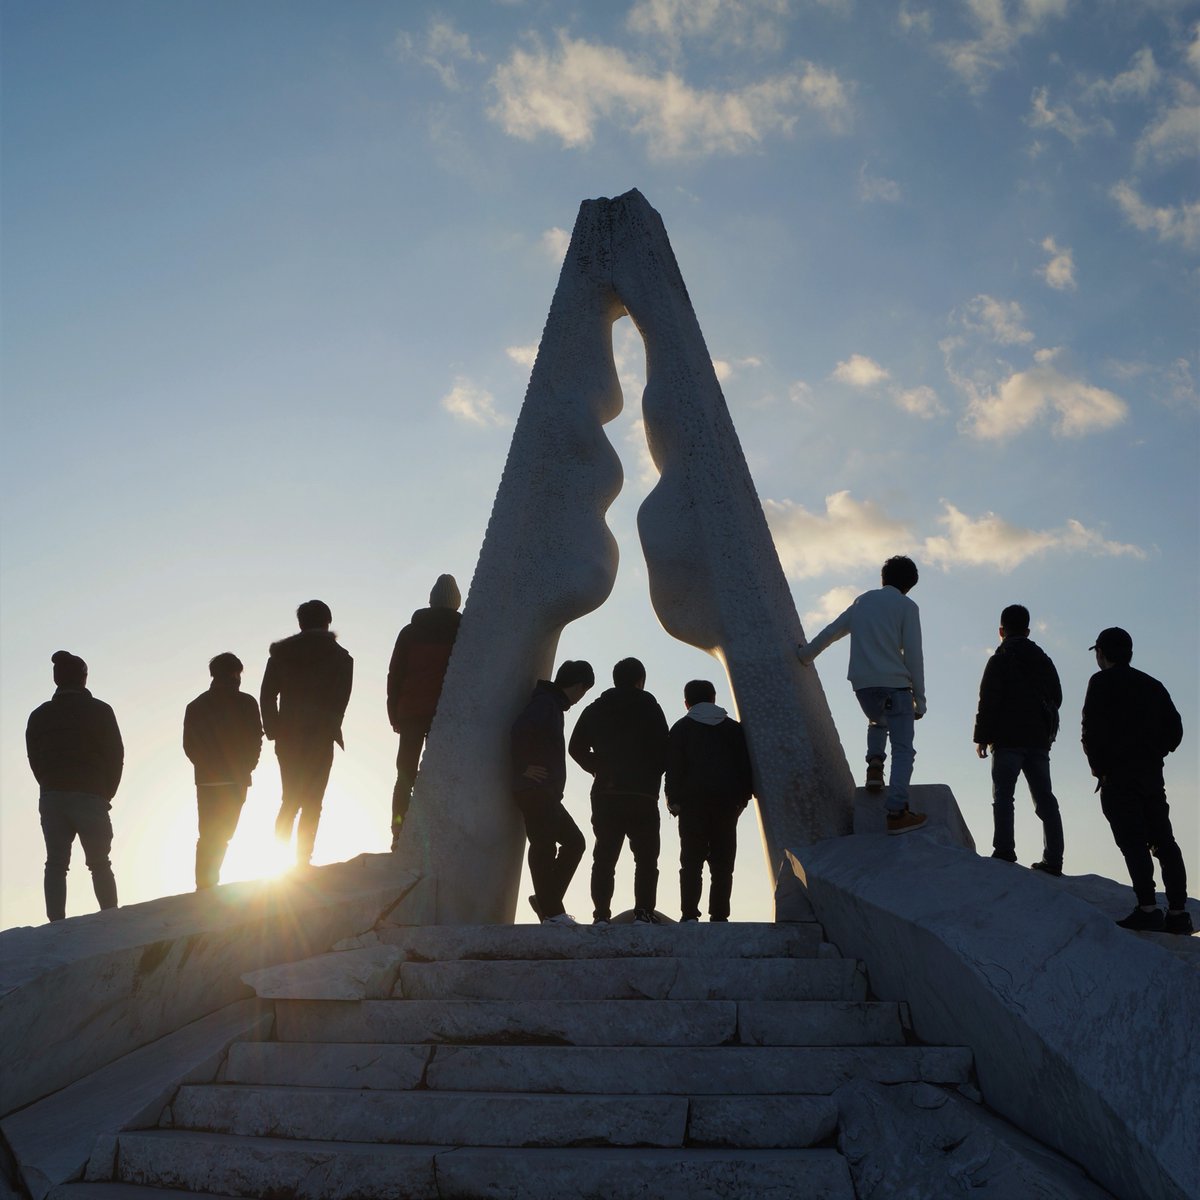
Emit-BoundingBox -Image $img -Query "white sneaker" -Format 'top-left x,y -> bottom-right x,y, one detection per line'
542,912 -> 578,926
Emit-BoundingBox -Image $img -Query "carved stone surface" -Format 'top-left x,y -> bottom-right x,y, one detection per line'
396,189 -> 853,923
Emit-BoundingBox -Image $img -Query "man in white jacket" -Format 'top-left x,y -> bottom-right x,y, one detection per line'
797,556 -> 927,835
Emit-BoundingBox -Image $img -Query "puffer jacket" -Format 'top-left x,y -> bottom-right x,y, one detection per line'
260,630 -> 353,747
387,607 -> 461,728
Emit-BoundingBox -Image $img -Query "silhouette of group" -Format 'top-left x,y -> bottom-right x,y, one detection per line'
25,557 -> 1192,934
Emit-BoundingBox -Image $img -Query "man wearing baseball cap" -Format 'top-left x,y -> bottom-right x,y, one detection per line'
1082,627 -> 1192,934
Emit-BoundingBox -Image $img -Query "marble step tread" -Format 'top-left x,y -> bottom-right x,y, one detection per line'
49,1186 -> 241,1200
221,1042 -> 972,1093
170,1084 -> 839,1149
394,956 -> 867,1002
111,1131 -> 854,1200
273,997 -> 905,1047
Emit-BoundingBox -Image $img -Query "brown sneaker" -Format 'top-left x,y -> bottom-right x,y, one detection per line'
886,809 -> 927,836
865,758 -> 885,791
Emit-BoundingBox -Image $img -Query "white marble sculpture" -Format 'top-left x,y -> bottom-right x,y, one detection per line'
397,190 -> 853,922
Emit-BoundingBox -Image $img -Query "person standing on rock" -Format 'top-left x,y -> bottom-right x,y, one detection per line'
1082,627 -> 1192,935
184,652 -> 263,889
261,600 -> 353,867
26,650 -> 123,922
797,555 -> 927,835
973,604 -> 1064,875
386,574 -> 462,851
569,657 -> 669,925
511,659 -> 594,926
664,679 -> 753,923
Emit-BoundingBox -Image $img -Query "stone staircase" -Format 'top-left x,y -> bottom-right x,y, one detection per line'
56,923 -> 976,1199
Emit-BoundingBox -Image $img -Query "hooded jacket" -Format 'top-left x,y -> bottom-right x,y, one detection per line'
260,630 -> 353,748
511,680 -> 571,801
568,685 -> 669,802
184,680 -> 264,786
664,703 -> 753,810
973,635 -> 1062,750
26,687 -> 124,800
387,607 -> 461,728
1082,664 -> 1183,775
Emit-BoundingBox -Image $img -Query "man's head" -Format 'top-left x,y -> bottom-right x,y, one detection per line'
51,650 -> 87,688
612,657 -> 646,689
999,604 -> 1030,638
429,574 -> 461,611
881,555 -> 919,594
1090,626 -> 1133,669
554,659 -> 595,705
683,679 -> 716,709
209,652 -> 243,682
296,599 -> 333,631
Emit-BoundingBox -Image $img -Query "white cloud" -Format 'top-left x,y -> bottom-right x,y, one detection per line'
960,295 -> 1034,345
540,226 -> 571,261
440,377 -> 508,427
712,355 -> 762,382
395,19 -> 484,91
488,34 -> 851,156
1188,22 -> 1200,76
937,0 -> 1070,92
789,380 -> 815,407
802,585 -> 859,631
1135,80 -> 1200,167
832,353 -> 890,387
624,416 -> 661,487
894,385 -> 944,418
1111,180 -> 1200,250
858,163 -> 902,203
625,0 -> 795,55
1083,46 -> 1161,103
506,344 -> 538,368
763,491 -> 913,578
897,5 -> 933,36
1026,86 -> 1105,143
1037,236 -> 1076,290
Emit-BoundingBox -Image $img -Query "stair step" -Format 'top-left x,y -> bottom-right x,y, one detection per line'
221,1043 -> 972,1093
395,956 -> 866,1001
273,997 -> 904,1046
113,1131 -> 854,1199
49,1186 -> 240,1200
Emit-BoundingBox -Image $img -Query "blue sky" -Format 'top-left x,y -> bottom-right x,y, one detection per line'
2,0 -> 1197,928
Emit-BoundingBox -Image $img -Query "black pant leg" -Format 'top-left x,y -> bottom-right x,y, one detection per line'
1101,774 -> 1157,906
393,720 -> 429,828
626,799 -> 661,913
196,784 -> 247,889
590,803 -> 624,920
677,805 -> 709,921
517,794 -> 584,919
39,795 -> 75,922
73,795 -> 117,911
706,803 -> 740,921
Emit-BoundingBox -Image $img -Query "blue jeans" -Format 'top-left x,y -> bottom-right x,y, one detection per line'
990,747 -> 1064,867
855,688 -> 915,814
39,790 -> 118,922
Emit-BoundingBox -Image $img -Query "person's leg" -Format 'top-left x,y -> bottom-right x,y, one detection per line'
855,689 -> 889,779
677,806 -> 706,921
589,802 -> 624,921
274,746 -> 303,846
392,720 -> 428,840
295,742 -> 335,865
989,748 -> 1022,861
627,799 -> 661,914
1021,749 -> 1063,868
881,690 -> 915,814
516,794 -> 561,917
546,801 -> 585,914
707,803 -> 740,921
195,788 -> 221,889
39,792 -> 75,922
1138,768 -> 1188,912
1100,777 -> 1157,906
73,794 -> 117,911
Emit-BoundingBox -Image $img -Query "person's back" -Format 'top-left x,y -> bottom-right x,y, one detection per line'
1083,663 -> 1182,773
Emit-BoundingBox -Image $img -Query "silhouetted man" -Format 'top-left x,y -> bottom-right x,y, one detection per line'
387,573 -> 462,850
665,679 -> 753,923
973,604 -> 1064,875
184,652 -> 263,889
261,600 -> 353,866
511,659 -> 594,926
798,555 -> 927,835
1082,627 -> 1191,935
569,657 -> 669,924
26,650 -> 123,921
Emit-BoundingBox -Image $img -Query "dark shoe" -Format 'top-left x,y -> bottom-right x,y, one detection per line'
633,908 -> 664,925
592,917 -> 611,927
1164,910 -> 1195,935
990,850 -> 1018,863
865,758 -> 885,792
1117,906 -> 1164,932
542,911 -> 578,926
528,894 -> 543,921
1030,861 -> 1062,877
680,916 -> 699,923
887,809 -> 927,836
709,916 -> 729,923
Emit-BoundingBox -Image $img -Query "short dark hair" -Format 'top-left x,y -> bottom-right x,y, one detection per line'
1091,627 -> 1133,665
209,652 -> 243,680
684,679 -> 716,706
51,650 -> 87,687
1000,605 -> 1030,635
881,555 -> 919,594
612,657 -> 645,688
554,659 -> 595,690
297,599 -> 333,630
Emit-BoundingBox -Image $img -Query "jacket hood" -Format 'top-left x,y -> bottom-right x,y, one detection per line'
269,629 -> 341,657
997,635 -> 1047,665
533,679 -> 570,710
686,701 -> 728,726
409,607 -> 462,632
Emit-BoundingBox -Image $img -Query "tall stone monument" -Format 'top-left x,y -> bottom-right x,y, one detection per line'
396,190 -> 853,922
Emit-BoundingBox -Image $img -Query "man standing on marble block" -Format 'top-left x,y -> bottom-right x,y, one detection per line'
511,659 -> 595,926
797,555 -> 927,835
973,604 -> 1064,875
569,657 -> 669,925
261,600 -> 353,867
665,680 -> 754,923
26,650 -> 123,921
1082,627 -> 1192,935
184,652 -> 263,889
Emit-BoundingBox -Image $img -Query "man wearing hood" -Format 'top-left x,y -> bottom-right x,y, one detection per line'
973,604 -> 1064,875
387,574 -> 462,850
664,680 -> 754,923
511,659 -> 595,926
261,600 -> 353,866
569,657 -> 669,924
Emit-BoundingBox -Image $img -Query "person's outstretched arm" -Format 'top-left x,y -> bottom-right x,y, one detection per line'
797,604 -> 853,664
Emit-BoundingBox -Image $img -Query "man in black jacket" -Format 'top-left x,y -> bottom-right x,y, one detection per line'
569,657 -> 669,924
184,652 -> 263,889
665,680 -> 754,923
1082,627 -> 1191,934
26,650 -> 123,921
973,604 -> 1064,874
511,659 -> 594,925
261,600 -> 353,866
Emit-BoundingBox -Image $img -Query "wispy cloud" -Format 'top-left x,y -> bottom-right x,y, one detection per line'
625,0 -> 797,56
1037,236 -> 1076,290
506,344 -> 538,369
440,377 -> 508,427
802,584 -> 859,630
624,416 -> 660,487
1083,46 -> 1161,103
764,491 -> 911,578
936,0 -> 1070,92
1134,79 -> 1200,167
541,226 -> 571,261
1026,86 -> 1107,143
895,385 -> 945,419
712,355 -> 763,382
395,19 -> 485,91
959,295 -> 1034,345
858,162 -> 902,203
1111,180 -> 1200,250
832,353 -> 889,387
